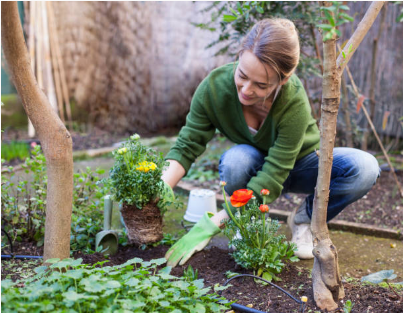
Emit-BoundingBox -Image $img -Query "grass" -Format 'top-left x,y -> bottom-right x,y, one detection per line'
1,141 -> 30,162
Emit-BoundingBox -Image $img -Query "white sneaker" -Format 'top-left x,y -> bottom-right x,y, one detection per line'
288,207 -> 314,259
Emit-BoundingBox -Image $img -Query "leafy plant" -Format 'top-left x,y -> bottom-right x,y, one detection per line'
318,2 -> 354,42
221,184 -> 298,281
1,257 -> 230,312
361,269 -> 402,300
183,265 -> 199,282
1,145 -> 109,254
106,134 -> 169,212
152,232 -> 185,247
342,299 -> 354,313
1,140 -> 30,162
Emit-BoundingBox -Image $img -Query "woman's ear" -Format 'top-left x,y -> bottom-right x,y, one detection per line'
280,76 -> 291,86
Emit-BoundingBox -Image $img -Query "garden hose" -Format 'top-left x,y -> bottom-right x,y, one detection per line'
1,228 -> 43,260
221,274 -> 307,313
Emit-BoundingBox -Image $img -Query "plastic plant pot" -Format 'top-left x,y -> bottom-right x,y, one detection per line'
95,195 -> 119,255
184,189 -> 217,223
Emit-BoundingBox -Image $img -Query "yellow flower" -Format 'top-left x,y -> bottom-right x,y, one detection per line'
301,296 -> 308,303
135,161 -> 157,172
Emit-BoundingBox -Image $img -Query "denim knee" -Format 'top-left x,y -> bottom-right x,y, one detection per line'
332,148 -> 380,197
350,150 -> 380,194
219,144 -> 265,195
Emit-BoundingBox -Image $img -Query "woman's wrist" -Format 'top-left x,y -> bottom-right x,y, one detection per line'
210,209 -> 230,228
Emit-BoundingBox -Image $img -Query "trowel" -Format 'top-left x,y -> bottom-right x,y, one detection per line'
95,195 -> 119,255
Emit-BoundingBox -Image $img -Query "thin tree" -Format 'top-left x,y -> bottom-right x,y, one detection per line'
312,1 -> 385,310
2,1 -> 73,261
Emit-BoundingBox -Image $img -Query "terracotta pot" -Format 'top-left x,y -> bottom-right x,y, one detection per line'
120,200 -> 163,246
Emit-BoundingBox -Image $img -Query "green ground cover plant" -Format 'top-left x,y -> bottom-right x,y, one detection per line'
222,185 -> 298,281
1,257 -> 230,313
1,140 -> 30,162
1,145 -> 109,254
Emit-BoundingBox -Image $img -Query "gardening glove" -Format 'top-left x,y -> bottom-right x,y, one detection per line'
165,212 -> 221,267
157,181 -> 175,208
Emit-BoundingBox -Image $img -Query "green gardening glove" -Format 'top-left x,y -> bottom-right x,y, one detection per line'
165,212 -> 221,267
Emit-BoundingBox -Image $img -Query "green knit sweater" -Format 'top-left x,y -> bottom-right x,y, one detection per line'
166,63 -> 320,203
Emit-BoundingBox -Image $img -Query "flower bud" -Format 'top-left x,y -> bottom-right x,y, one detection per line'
131,133 -> 140,140
301,296 -> 308,303
259,204 -> 269,213
261,189 -> 270,196
220,181 -> 227,186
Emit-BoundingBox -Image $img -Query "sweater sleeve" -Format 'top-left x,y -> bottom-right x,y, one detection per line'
246,98 -> 311,204
165,82 -> 216,174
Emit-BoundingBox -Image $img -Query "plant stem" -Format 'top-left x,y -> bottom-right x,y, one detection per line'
387,282 -> 402,300
221,186 -> 243,231
261,213 -> 266,249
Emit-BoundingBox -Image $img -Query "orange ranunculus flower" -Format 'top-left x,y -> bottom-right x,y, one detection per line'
259,204 -> 269,213
230,189 -> 254,207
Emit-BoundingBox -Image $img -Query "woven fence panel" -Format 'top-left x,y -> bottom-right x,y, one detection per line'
51,1 -> 229,134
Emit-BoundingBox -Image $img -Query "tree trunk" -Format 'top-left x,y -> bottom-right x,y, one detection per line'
1,1 -> 73,261
312,1 -> 384,310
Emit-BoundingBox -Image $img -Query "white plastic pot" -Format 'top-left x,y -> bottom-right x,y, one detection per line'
184,189 -> 217,222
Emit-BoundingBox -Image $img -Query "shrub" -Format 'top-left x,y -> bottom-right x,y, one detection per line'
1,145 -> 109,254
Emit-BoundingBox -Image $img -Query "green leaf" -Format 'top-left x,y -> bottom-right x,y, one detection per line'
322,6 -> 336,12
397,12 -> 403,23
223,15 -> 237,22
361,270 -> 397,284
229,8 -> 239,16
348,44 -> 353,53
262,271 -> 273,282
317,24 -> 333,31
339,5 -> 350,11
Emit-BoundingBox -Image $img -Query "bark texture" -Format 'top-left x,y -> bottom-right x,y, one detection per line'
311,1 -> 384,310
2,2 -> 73,261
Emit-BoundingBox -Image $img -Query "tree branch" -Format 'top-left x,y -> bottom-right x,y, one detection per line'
336,2 -> 385,75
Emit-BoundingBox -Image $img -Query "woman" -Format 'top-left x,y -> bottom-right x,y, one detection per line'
163,18 -> 380,266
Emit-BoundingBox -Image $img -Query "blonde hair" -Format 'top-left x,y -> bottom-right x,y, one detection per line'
238,18 -> 300,82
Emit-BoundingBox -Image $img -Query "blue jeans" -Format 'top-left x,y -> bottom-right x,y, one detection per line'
218,144 -> 381,221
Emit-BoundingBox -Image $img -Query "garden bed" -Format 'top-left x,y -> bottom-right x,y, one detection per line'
3,243 -> 401,312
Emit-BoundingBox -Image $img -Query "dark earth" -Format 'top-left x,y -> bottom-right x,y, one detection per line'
2,242 -> 402,312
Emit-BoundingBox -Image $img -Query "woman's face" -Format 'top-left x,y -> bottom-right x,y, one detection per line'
234,50 -> 283,107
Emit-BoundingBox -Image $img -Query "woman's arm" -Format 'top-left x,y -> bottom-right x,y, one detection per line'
162,160 -> 186,188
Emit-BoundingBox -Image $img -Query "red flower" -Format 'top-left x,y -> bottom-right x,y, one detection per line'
260,189 -> 270,196
230,189 -> 254,207
259,204 -> 269,213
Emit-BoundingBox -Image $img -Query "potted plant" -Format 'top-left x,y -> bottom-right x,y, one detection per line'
108,134 -> 173,246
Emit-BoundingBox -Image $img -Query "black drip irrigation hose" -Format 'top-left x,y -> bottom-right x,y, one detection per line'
220,274 -> 307,313
1,228 -> 43,260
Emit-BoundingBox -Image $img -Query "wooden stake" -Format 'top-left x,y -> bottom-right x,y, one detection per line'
40,1 -> 59,116
47,2 -> 73,129
46,2 -> 65,123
